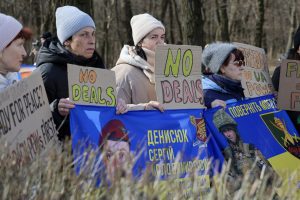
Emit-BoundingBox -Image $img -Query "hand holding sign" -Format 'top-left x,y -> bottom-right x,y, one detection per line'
58,98 -> 75,116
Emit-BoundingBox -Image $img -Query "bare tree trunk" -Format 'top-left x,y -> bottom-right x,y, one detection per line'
181,0 -> 204,46
285,0 -> 297,52
168,1 -> 175,44
172,0 -> 183,43
160,0 -> 169,21
254,0 -> 264,47
219,0 -> 230,41
214,0 -> 221,40
121,0 -> 133,45
41,0 -> 58,34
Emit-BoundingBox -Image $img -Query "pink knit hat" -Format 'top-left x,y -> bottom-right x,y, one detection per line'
0,13 -> 23,51
130,13 -> 165,45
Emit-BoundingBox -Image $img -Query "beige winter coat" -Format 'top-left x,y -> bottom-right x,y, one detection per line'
111,45 -> 156,105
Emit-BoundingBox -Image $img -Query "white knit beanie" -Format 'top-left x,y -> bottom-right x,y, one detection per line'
202,43 -> 237,73
130,13 -> 165,45
0,13 -> 22,51
55,6 -> 95,44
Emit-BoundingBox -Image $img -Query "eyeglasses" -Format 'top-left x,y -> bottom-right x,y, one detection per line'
232,60 -> 245,67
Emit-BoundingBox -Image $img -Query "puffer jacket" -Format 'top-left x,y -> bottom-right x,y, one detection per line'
36,38 -> 105,140
202,74 -> 245,108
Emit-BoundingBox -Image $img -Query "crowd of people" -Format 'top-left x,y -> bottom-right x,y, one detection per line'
0,5 -> 299,192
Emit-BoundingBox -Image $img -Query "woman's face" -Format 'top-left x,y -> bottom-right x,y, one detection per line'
220,53 -> 245,81
141,28 -> 165,52
65,27 -> 95,59
0,38 -> 27,73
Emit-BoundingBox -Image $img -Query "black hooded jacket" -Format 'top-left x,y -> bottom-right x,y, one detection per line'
36,38 -> 105,140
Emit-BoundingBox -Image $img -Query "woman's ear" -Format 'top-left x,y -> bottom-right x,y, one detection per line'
63,40 -> 70,47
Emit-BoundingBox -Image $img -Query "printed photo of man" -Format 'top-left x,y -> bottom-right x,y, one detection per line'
212,109 -> 277,191
99,119 -> 131,183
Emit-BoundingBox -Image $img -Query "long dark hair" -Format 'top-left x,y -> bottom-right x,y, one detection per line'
135,44 -> 147,61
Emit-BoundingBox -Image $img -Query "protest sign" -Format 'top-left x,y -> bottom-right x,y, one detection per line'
0,71 -> 61,166
277,59 -> 300,111
155,45 -> 205,109
234,42 -> 274,97
68,64 -> 117,106
242,66 -> 274,97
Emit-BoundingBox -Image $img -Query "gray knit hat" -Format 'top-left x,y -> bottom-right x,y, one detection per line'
55,6 -> 95,44
0,13 -> 22,51
213,109 -> 237,131
202,43 -> 236,73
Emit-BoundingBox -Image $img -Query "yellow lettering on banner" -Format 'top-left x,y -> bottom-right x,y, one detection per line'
259,98 -> 277,110
165,130 -> 171,143
147,130 -> 155,146
153,130 -> 159,144
147,129 -> 189,145
152,159 -> 209,176
170,130 -> 176,143
164,48 -> 181,77
175,130 -> 183,142
148,146 -> 175,161
158,130 -> 165,144
183,129 -> 189,142
228,102 -> 262,118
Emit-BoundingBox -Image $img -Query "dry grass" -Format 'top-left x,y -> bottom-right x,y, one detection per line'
0,141 -> 299,200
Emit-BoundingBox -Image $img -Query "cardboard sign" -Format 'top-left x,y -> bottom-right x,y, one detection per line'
0,71 -> 61,166
233,42 -> 273,97
155,44 -> 205,109
234,42 -> 269,72
242,66 -> 274,97
277,59 -> 300,111
68,64 -> 117,106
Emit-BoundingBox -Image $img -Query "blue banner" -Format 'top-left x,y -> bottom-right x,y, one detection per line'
70,106 -> 211,189
204,94 -> 300,189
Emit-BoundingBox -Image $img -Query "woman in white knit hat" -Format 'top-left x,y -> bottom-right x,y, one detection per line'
0,13 -> 32,91
36,6 -> 128,141
111,13 -> 165,111
202,42 -> 246,108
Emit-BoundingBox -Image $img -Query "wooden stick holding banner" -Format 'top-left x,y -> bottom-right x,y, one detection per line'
155,44 -> 205,109
68,64 -> 117,106
0,71 -> 61,166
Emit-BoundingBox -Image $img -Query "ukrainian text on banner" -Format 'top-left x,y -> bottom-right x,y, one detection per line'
0,71 -> 61,166
70,106 -> 210,195
204,94 -> 300,192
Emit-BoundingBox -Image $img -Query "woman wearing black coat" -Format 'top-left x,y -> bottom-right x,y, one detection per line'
36,6 -> 106,141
